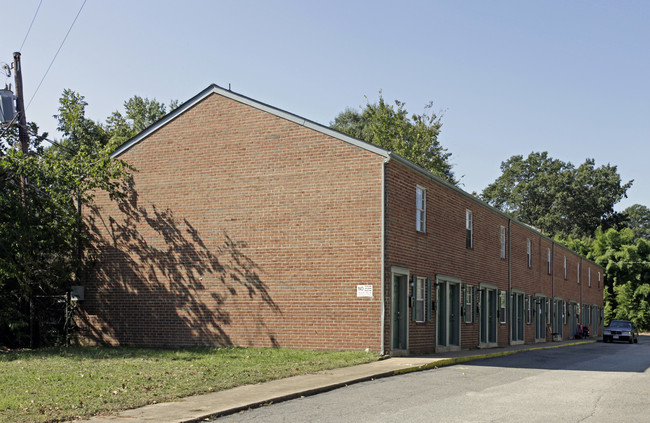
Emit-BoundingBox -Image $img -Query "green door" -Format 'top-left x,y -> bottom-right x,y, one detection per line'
437,280 -> 461,348
480,288 -> 498,345
569,302 -> 577,338
511,293 -> 524,342
535,297 -> 546,340
391,274 -> 408,351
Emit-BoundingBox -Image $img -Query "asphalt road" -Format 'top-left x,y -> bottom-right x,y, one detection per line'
214,337 -> 650,422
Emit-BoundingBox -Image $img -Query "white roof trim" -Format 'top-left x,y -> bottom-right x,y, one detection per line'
110,84 -> 389,159
109,84 -> 599,270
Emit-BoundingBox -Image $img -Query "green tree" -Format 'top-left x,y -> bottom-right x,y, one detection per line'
105,96 -> 178,149
0,95 -> 130,347
482,152 -> 632,238
624,204 -> 650,241
50,89 -> 110,159
589,227 -> 650,329
331,93 -> 456,184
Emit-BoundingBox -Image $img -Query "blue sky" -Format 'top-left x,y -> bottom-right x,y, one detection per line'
4,1 -> 648,211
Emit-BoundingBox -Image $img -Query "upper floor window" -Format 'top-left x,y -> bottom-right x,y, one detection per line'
598,271 -> 601,289
526,239 -> 532,268
466,210 -> 473,249
577,262 -> 581,284
547,248 -> 552,275
500,225 -> 506,259
588,268 -> 591,287
563,256 -> 567,280
416,186 -> 426,232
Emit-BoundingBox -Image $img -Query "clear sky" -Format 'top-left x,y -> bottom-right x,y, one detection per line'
3,1 -> 648,211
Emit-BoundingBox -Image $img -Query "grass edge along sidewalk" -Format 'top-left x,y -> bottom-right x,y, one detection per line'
0,346 -> 379,423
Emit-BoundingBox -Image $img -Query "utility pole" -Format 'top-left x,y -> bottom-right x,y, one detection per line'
13,52 -> 28,154
13,52 -> 35,347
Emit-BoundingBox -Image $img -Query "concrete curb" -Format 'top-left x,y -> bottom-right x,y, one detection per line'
77,340 -> 597,423
183,340 -> 597,422
392,340 -> 597,375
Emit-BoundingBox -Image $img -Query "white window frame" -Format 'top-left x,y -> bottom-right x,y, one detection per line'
466,210 -> 473,249
547,248 -> 551,275
464,285 -> 474,323
416,186 -> 426,233
500,225 -> 506,259
526,239 -> 532,268
499,290 -> 507,324
563,256 -> 567,280
415,276 -> 426,322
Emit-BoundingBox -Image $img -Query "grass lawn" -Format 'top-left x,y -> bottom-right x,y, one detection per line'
0,346 -> 378,423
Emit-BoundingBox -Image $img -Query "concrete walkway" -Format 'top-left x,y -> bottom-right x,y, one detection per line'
77,338 -> 598,423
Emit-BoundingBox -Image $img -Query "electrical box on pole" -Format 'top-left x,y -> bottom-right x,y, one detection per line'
0,88 -> 16,123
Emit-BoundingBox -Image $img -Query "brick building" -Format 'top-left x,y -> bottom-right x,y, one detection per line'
78,85 -> 604,354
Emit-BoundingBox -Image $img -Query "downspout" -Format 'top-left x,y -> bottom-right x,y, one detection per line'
508,219 -> 512,344
380,157 -> 389,356
551,242 -> 555,333
579,258 -> 583,326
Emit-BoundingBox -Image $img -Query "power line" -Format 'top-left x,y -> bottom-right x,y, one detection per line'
26,0 -> 88,110
19,0 -> 44,52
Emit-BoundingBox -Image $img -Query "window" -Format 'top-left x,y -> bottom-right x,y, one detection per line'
499,291 -> 507,323
466,210 -> 473,249
416,186 -> 426,232
526,295 -> 532,324
500,226 -> 506,259
414,276 -> 426,322
563,302 -> 567,324
547,248 -> 552,275
577,262 -> 580,284
464,285 -> 474,323
598,271 -> 601,289
588,268 -> 591,287
526,239 -> 532,268
563,256 -> 567,280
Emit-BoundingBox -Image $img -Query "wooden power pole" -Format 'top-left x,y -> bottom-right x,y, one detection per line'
13,52 -> 29,154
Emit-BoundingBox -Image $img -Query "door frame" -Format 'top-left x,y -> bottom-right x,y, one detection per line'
390,267 -> 409,355
510,289 -> 525,345
435,275 -> 462,353
534,294 -> 547,342
478,283 -> 499,348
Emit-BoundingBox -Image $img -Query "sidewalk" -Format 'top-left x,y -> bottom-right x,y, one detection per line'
77,338 -> 598,423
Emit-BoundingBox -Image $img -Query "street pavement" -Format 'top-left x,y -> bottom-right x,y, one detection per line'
74,338 -> 598,423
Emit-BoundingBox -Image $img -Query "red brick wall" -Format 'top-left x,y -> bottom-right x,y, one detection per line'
383,160 -> 603,353
384,161 -> 511,353
79,92 -> 386,351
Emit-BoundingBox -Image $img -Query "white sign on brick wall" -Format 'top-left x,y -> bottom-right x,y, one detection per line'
356,285 -> 373,298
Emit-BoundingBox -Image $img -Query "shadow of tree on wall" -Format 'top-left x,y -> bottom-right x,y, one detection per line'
79,178 -> 280,347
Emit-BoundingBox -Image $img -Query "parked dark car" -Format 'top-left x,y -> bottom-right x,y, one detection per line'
603,320 -> 638,343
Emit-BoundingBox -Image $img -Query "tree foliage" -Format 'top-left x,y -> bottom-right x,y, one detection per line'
588,227 -> 650,329
0,91 -> 131,347
624,204 -> 650,241
482,152 -> 632,238
331,93 -> 456,184
105,96 -> 178,148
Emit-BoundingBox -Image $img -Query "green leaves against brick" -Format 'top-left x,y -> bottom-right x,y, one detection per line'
0,90 -> 132,347
331,92 -> 456,184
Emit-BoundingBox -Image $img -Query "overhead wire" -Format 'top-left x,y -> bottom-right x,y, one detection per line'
26,0 -> 88,111
19,0 -> 44,52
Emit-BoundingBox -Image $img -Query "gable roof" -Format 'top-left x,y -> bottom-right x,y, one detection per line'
108,84 -> 602,269
110,84 -> 390,159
